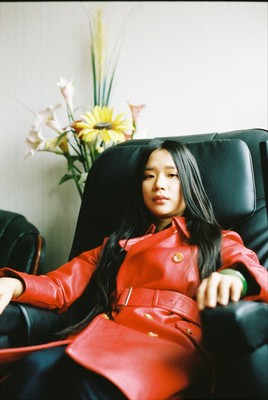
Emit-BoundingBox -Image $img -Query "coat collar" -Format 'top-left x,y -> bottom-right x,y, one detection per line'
172,216 -> 190,239
146,216 -> 190,238
119,216 -> 190,252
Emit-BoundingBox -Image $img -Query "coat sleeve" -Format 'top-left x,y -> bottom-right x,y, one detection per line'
220,230 -> 268,302
0,245 -> 102,312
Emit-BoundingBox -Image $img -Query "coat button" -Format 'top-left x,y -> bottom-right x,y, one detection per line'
102,313 -> 110,320
173,252 -> 184,263
185,328 -> 193,334
147,332 -> 159,337
144,313 -> 154,320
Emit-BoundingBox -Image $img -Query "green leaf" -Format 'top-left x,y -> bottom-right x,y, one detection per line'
91,46 -> 98,106
58,174 -> 74,185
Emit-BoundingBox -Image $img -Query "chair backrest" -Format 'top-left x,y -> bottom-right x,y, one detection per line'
70,128 -> 268,269
0,210 -> 46,274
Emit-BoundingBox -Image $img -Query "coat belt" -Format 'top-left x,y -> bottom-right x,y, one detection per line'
116,287 -> 200,325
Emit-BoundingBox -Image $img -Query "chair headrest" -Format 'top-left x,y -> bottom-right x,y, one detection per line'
186,139 -> 255,227
70,139 -> 255,258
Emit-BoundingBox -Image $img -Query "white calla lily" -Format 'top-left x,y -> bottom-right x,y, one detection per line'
35,105 -> 63,133
57,77 -> 74,112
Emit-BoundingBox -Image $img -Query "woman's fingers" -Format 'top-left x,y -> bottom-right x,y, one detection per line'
197,272 -> 219,310
197,272 -> 243,310
229,277 -> 243,302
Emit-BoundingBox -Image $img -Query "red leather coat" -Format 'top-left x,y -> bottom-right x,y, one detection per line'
0,217 -> 267,399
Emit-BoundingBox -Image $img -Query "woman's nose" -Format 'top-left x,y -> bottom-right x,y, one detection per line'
154,175 -> 166,190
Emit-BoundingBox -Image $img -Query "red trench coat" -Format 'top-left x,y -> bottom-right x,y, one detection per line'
0,217 -> 268,400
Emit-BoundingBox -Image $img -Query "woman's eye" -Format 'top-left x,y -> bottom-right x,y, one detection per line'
168,173 -> 178,178
144,174 -> 155,179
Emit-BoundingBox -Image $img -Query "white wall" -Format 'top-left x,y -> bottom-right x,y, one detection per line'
0,1 -> 267,272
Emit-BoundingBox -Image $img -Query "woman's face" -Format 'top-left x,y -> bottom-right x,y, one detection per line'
142,149 -> 186,231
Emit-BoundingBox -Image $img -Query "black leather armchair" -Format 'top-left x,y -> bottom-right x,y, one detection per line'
0,210 -> 47,348
0,129 -> 267,399
0,210 -> 46,275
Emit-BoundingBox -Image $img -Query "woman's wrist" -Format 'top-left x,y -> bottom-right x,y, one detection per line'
219,268 -> 248,297
12,278 -> 24,298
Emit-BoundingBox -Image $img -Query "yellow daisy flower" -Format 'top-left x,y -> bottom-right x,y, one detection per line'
74,106 -> 134,144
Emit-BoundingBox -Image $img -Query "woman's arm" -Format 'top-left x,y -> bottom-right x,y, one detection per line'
220,231 -> 268,301
0,245 -> 102,313
197,230 -> 268,310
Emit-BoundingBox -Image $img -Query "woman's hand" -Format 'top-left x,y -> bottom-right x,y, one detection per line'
197,271 -> 243,311
0,277 -> 24,315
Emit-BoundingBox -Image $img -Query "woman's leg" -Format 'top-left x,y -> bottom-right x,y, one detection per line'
70,364 -> 127,400
1,345 -> 126,400
1,346 -> 69,399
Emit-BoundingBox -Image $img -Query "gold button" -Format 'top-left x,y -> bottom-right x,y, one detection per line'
144,313 -> 153,320
185,328 -> 192,334
173,252 -> 184,263
102,313 -> 110,320
147,332 -> 159,337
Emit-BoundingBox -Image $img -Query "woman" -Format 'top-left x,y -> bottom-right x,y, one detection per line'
0,140 -> 267,400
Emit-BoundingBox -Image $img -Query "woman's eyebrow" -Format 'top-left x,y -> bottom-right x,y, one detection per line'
145,165 -> 177,170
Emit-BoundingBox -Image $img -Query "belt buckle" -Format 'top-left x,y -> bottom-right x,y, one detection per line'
123,287 -> 133,306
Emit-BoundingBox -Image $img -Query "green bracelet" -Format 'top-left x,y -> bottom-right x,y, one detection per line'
220,269 -> 248,297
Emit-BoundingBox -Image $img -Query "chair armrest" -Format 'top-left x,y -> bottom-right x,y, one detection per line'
0,303 -> 27,348
0,302 -> 68,349
201,300 -> 268,352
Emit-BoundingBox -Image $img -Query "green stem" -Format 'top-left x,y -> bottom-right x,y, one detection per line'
72,173 -> 83,199
81,142 -> 92,171
67,159 -> 83,199
67,105 -> 75,123
131,122 -> 137,140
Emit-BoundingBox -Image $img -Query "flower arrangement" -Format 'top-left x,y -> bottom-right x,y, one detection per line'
25,9 -> 145,199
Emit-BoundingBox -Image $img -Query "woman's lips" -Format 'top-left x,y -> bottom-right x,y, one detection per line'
153,195 -> 169,203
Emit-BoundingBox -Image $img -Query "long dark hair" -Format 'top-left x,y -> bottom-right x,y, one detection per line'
60,140 -> 222,336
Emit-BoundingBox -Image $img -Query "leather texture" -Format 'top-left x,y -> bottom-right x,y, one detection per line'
0,303 -> 67,348
0,304 -> 27,349
116,287 -> 200,324
0,210 -> 46,274
201,300 -> 268,351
